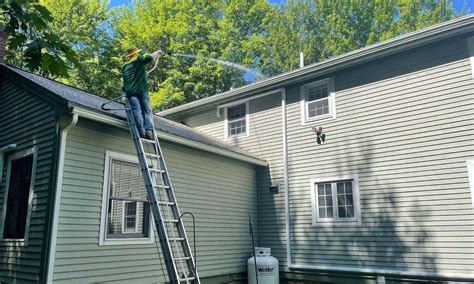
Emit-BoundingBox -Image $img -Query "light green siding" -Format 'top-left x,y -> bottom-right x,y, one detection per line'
52,118 -> 258,283
180,35 -> 474,279
0,75 -> 59,283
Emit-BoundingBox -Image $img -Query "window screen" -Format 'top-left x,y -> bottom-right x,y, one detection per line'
107,160 -> 150,239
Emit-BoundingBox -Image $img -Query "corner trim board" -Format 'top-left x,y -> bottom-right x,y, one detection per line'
46,113 -> 78,284
468,36 -> 474,78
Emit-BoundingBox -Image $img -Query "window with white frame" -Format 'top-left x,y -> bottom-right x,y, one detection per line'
1,148 -> 36,242
100,152 -> 153,244
301,78 -> 336,124
122,201 -> 138,233
311,175 -> 361,225
226,102 -> 248,139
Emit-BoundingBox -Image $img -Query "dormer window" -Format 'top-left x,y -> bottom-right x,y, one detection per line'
301,78 -> 336,125
225,102 -> 249,139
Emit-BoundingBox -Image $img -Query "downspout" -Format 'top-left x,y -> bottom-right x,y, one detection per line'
46,113 -> 78,284
281,88 -> 291,267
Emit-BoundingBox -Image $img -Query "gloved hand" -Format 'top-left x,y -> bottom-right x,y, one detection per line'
151,50 -> 165,59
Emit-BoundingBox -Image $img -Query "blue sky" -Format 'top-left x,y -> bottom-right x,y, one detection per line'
109,0 -> 473,12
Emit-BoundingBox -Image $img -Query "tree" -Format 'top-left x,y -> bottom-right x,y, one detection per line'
112,0 -> 274,111
1,0 -> 78,77
260,0 -> 458,76
39,0 -> 122,98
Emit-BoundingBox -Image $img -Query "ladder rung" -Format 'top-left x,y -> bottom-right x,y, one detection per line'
144,153 -> 160,158
150,169 -> 166,174
163,219 -> 179,223
169,237 -> 185,242
158,201 -> 175,206
176,257 -> 191,261
140,138 -> 156,144
154,184 -> 170,189
179,277 -> 195,282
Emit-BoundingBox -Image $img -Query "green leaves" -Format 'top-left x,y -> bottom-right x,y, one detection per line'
1,0 -> 78,78
3,0 -> 460,110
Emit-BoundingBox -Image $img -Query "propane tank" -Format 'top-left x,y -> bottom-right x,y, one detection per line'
248,247 -> 279,284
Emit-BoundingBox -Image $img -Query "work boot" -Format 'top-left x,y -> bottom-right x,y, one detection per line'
145,131 -> 154,140
139,130 -> 146,139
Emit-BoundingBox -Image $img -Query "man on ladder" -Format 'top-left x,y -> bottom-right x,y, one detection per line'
122,47 -> 165,139
121,47 -> 199,283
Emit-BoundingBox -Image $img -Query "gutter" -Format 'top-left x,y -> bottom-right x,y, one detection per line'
46,113 -> 78,284
71,106 -> 267,166
159,14 -> 474,117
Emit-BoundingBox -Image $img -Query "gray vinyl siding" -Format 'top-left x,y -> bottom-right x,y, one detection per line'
180,35 -> 474,277
182,92 -> 289,267
52,118 -> 257,283
0,76 -> 58,282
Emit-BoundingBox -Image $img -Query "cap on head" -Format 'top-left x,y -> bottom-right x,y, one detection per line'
126,47 -> 142,57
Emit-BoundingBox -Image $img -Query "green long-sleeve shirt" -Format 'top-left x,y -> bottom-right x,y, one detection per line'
122,54 -> 154,95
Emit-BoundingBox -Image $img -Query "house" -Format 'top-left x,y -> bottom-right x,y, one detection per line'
1,15 -> 474,284
159,15 -> 474,283
0,53 -> 265,282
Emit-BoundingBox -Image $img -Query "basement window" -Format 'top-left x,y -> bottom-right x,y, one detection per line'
1,148 -> 37,243
310,175 -> 361,225
100,151 -> 154,245
301,78 -> 336,125
225,102 -> 249,139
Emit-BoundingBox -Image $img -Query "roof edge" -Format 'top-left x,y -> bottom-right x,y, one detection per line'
71,106 -> 268,166
159,14 -> 474,117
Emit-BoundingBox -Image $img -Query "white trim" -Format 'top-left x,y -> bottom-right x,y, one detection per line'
0,147 -> 38,245
46,113 -> 78,284
468,37 -> 474,79
310,174 -> 361,225
281,88 -> 291,267
98,150 -> 154,246
71,107 -> 267,166
300,78 -> 336,126
467,160 -> 474,208
224,101 -> 250,140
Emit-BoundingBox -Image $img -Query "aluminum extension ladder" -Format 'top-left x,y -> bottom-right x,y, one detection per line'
125,100 -> 199,284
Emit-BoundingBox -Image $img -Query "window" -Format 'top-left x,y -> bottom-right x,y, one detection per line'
0,148 -> 36,242
100,151 -> 154,245
310,175 -> 361,225
225,102 -> 249,139
122,201 -> 138,233
301,78 -> 336,124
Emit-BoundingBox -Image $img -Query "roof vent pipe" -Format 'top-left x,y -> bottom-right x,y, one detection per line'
299,52 -> 304,68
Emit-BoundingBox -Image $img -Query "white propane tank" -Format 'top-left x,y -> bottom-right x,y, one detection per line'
248,247 -> 279,284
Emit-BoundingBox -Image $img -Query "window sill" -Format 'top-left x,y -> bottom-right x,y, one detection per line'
0,239 -> 28,246
302,115 -> 336,127
99,237 -> 155,246
312,219 -> 362,226
225,133 -> 249,141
